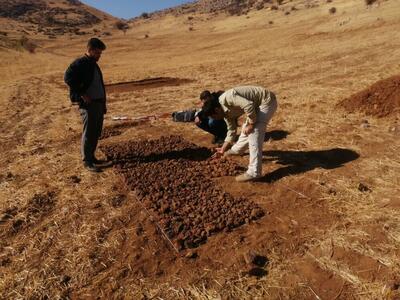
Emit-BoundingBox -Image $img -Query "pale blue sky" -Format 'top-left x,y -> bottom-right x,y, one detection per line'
81,0 -> 193,19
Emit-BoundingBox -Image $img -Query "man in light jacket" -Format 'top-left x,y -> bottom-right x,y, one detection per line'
201,86 -> 278,182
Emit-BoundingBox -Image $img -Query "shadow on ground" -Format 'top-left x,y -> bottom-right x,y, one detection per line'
264,130 -> 290,142
260,148 -> 359,183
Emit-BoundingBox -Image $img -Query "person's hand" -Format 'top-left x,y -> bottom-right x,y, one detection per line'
243,123 -> 255,136
194,116 -> 201,125
212,141 -> 232,159
212,147 -> 225,159
82,94 -> 92,104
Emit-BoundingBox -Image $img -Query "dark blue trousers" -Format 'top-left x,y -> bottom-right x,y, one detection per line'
197,117 -> 227,140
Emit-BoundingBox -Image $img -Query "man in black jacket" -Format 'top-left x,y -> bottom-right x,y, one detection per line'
64,38 -> 108,172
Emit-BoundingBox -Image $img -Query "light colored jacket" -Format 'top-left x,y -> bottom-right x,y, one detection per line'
219,86 -> 272,143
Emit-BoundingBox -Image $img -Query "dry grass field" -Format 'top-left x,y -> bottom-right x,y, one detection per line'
1,0 -> 400,299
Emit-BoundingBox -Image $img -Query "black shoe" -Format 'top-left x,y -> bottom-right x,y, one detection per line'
84,162 -> 102,173
93,158 -> 113,167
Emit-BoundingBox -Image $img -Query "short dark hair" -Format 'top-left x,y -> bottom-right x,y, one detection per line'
200,90 -> 212,101
202,97 -> 221,117
87,38 -> 106,50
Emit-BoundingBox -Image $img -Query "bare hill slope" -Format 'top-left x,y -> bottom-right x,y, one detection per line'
0,0 -> 117,39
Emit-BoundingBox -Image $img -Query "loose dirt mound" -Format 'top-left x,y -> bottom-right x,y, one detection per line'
339,75 -> 400,117
101,136 -> 264,250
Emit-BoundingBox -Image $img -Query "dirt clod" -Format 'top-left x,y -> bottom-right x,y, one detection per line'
358,183 -> 372,193
68,175 -> 81,184
248,267 -> 268,278
244,251 -> 268,267
185,250 -> 198,259
60,275 -> 71,286
110,194 -> 126,207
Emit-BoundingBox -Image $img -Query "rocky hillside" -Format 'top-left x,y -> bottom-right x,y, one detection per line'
0,0 -> 116,37
196,0 -> 277,14
133,0 -> 321,20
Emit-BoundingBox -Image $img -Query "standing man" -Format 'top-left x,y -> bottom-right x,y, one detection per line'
201,86 -> 278,182
64,38 -> 108,172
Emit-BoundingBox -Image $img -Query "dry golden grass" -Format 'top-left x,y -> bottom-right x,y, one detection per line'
1,0 -> 400,298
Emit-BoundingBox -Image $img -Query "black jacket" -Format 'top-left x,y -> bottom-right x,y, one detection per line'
64,55 -> 106,109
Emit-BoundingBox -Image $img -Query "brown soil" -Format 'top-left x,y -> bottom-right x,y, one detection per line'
101,135 -> 264,250
339,75 -> 400,118
105,77 -> 194,94
100,120 -> 140,140
0,191 -> 57,241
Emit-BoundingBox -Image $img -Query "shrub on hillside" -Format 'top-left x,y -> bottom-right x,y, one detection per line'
115,20 -> 129,33
365,0 -> 377,5
329,7 -> 337,14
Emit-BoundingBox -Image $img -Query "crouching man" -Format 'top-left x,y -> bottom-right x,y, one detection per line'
172,91 -> 227,145
201,86 -> 278,182
64,38 -> 109,173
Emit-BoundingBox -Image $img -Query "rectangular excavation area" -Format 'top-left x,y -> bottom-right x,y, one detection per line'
101,136 -> 265,250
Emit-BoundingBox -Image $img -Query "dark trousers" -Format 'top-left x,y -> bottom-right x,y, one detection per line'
197,117 -> 227,140
79,102 -> 104,163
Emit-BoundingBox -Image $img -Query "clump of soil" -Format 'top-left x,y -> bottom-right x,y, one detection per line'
101,136 -> 264,250
339,75 -> 400,117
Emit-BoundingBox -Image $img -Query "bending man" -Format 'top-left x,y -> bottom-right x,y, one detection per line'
201,86 -> 277,182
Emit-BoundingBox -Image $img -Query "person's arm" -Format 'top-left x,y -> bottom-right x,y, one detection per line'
64,58 -> 90,103
232,93 -> 257,124
194,109 -> 204,125
224,116 -> 237,144
231,94 -> 256,135
81,94 -> 92,104
98,65 -> 107,113
64,60 -> 82,93
212,117 -> 235,158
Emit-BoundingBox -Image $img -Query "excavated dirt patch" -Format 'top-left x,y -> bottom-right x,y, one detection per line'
105,77 -> 194,94
339,75 -> 400,117
101,136 -> 264,250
